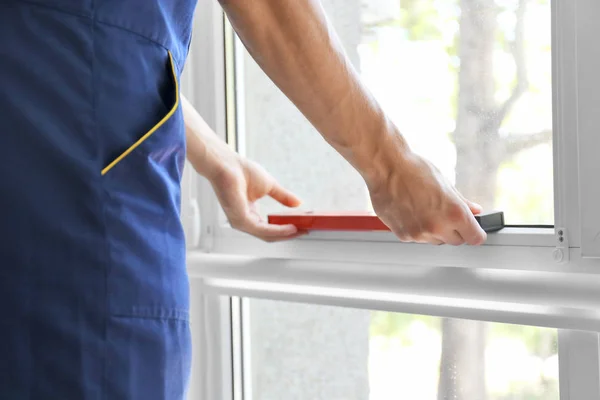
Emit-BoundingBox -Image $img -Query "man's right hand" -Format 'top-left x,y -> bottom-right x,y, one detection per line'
366,146 -> 487,246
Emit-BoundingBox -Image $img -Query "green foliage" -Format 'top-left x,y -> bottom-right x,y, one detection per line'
489,322 -> 558,358
398,0 -> 444,40
370,311 -> 440,345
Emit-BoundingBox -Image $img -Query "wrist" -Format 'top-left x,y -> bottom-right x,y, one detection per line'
352,121 -> 413,189
203,145 -> 242,185
186,127 -> 242,184
207,148 -> 243,185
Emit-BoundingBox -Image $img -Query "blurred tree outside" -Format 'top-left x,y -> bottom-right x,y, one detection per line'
441,0 -> 551,398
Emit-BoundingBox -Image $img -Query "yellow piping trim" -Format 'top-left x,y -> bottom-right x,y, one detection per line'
101,51 -> 180,176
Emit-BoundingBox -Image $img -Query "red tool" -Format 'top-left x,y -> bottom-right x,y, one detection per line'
268,211 -> 504,232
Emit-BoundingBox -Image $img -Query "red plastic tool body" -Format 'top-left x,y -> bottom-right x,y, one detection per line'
268,211 -> 505,232
268,211 -> 389,231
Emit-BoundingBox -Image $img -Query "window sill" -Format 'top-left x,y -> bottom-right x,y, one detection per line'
187,252 -> 600,332
294,226 -> 556,247
206,226 -> 598,273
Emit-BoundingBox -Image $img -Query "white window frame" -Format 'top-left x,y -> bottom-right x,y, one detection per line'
182,0 -> 600,398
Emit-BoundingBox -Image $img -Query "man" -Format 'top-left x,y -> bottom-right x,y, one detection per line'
0,0 -> 486,398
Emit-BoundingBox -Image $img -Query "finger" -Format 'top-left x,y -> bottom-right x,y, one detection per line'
384,220 -> 441,245
269,183 -> 302,208
384,222 -> 411,243
410,232 -> 438,245
418,236 -> 444,245
395,230 -> 443,245
391,229 -> 412,243
258,230 -> 308,242
465,200 -> 483,215
457,191 -> 483,215
424,235 -> 444,245
458,214 -> 487,245
441,230 -> 465,246
243,219 -> 302,240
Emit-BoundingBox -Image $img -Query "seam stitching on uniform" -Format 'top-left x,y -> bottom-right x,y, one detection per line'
87,6 -> 110,400
8,0 -> 174,62
94,18 -> 170,55
111,314 -> 190,322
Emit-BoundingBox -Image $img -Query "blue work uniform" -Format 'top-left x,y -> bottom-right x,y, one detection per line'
0,0 -> 197,398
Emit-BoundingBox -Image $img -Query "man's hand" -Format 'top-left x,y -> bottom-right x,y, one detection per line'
182,96 -> 303,242
367,147 -> 486,246
209,155 -> 305,242
219,0 -> 488,246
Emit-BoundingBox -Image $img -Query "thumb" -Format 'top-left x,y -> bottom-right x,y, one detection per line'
456,191 -> 483,215
465,199 -> 483,215
269,182 -> 302,208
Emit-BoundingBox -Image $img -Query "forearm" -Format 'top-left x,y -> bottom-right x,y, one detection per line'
219,0 -> 411,182
182,95 -> 237,182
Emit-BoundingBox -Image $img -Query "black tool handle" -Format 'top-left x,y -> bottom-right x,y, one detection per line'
475,211 -> 505,232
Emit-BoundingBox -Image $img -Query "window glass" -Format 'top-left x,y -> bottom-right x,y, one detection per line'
245,299 -> 559,400
238,0 -> 553,224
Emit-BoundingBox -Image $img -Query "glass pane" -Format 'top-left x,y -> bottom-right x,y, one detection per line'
245,299 -> 559,400
238,0 -> 553,225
